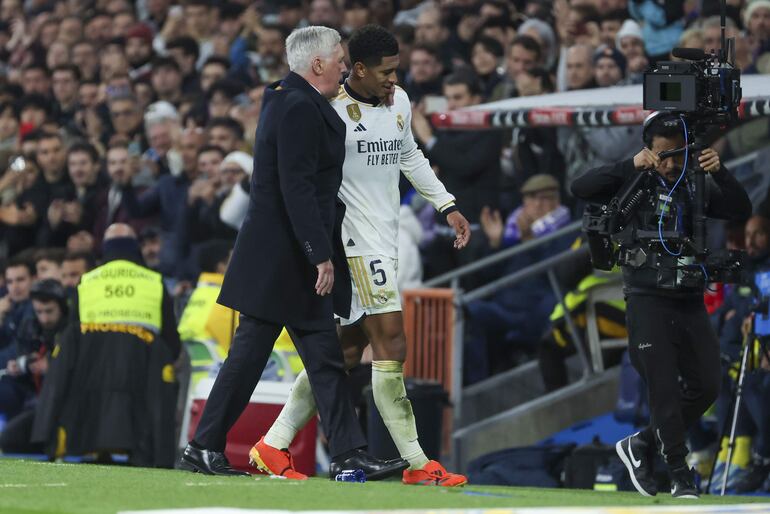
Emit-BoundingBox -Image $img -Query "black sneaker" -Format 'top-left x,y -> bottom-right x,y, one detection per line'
670,465 -> 699,499
616,432 -> 657,496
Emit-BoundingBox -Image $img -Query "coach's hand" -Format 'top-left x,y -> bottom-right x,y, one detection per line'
315,259 -> 334,296
448,211 -> 471,249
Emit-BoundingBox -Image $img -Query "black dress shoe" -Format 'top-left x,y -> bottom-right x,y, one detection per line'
179,443 -> 250,476
329,449 -> 409,481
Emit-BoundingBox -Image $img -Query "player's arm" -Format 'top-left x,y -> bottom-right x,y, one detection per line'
400,108 -> 470,248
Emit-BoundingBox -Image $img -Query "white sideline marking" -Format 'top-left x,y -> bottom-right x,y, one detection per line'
119,505 -> 770,514
0,482 -> 67,488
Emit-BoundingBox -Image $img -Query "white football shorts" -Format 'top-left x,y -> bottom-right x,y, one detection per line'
338,255 -> 402,326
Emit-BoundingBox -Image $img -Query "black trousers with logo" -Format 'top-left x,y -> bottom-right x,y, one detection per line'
626,294 -> 721,469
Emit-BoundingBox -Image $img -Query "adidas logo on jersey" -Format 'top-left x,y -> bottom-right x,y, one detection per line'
346,238 -> 356,247
353,123 -> 367,132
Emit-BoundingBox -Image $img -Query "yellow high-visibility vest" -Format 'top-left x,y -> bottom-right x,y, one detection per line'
78,259 -> 163,331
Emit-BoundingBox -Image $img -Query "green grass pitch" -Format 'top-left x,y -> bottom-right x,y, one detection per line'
0,459 -> 768,514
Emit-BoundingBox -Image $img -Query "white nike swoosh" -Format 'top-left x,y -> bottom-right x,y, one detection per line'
628,439 -> 642,468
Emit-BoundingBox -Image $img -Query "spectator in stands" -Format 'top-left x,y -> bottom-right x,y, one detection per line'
206,79 -> 245,120
139,226 -> 163,274
123,126 -> 201,277
197,145 -> 226,180
471,36 -> 505,100
565,44 -> 597,91
615,19 -> 647,83
180,150 -> 242,277
309,0 -> 342,29
166,36 -> 201,94
21,64 -> 51,97
593,45 -> 627,87
151,56 -> 184,107
71,40 -> 100,82
415,4 -> 452,66
554,1 -> 601,91
412,68 -> 503,282
465,174 -> 573,384
43,142 -> 107,247
124,23 -> 155,81
628,0 -> 685,63
746,1 -> 770,55
200,57 -> 231,93
107,95 -> 146,153
709,215 -> 770,493
0,279 -> 67,454
254,24 -> 290,84
600,10 -> 627,49
490,35 -> 542,100
60,252 -> 94,291
51,65 -> 80,128
404,44 -> 444,104
31,223 -> 181,467
0,102 -> 19,156
518,18 -> 557,69
205,117 -> 244,154
500,67 -> 565,211
0,259 -> 34,399
36,132 -> 70,202
34,248 -> 65,282
481,174 -> 570,251
142,100 -> 182,181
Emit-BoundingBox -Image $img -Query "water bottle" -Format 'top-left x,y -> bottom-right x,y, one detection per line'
334,469 -> 366,483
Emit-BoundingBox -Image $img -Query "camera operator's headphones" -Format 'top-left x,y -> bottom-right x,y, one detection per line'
642,111 -> 683,148
30,279 -> 68,313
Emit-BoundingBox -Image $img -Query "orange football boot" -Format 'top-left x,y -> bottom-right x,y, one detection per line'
248,437 -> 307,480
402,460 -> 467,487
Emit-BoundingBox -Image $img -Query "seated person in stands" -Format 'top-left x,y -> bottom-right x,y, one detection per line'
463,175 -> 573,385
0,279 -> 67,454
708,215 -> 770,493
0,258 -> 35,407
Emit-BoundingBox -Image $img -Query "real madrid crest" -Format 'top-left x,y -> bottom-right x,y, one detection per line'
346,104 -> 361,122
396,114 -> 405,131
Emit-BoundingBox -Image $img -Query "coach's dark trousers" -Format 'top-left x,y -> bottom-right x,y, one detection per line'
626,295 -> 721,469
193,314 -> 367,458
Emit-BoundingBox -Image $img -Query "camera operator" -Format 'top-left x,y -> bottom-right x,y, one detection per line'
571,112 -> 752,498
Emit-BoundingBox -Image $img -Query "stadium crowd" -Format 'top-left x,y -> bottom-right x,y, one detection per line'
0,0 -> 770,488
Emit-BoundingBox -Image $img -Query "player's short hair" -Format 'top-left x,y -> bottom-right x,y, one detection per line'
285,26 -> 341,73
349,25 -> 400,68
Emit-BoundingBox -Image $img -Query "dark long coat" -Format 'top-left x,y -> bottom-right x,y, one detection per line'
218,72 -> 351,330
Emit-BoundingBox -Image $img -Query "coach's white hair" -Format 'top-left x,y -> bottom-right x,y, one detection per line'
285,26 -> 341,73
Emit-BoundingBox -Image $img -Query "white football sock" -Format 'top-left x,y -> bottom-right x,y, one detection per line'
372,360 -> 429,469
263,369 -> 317,450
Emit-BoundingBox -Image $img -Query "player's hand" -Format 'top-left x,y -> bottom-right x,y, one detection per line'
447,211 -> 471,249
633,147 -> 660,171
315,259 -> 334,296
699,147 -> 721,173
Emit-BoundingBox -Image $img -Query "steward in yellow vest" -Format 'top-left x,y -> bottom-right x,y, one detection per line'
178,241 -> 304,377
31,224 -> 181,467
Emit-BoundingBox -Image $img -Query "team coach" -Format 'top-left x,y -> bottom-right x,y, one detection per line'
180,26 -> 404,479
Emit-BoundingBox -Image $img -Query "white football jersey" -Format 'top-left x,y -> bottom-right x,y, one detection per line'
332,83 -> 456,259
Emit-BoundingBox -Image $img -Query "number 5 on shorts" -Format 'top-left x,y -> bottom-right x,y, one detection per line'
370,259 -> 387,286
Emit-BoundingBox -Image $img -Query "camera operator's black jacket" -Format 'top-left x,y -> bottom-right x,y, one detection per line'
571,158 -> 751,296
